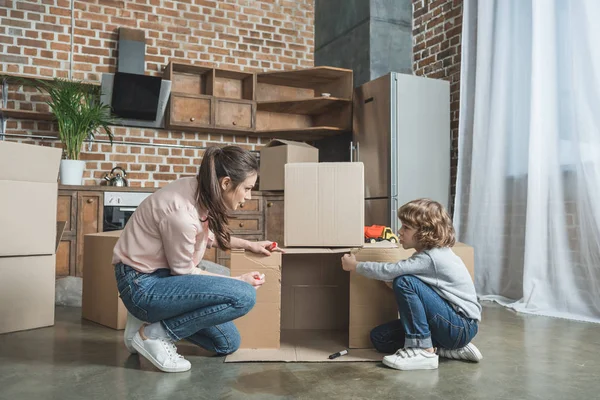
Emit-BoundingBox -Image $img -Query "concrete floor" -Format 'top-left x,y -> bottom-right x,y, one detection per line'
1,304 -> 599,400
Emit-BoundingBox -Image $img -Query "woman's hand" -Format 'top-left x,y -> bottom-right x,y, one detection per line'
246,240 -> 275,256
237,271 -> 265,289
341,253 -> 358,272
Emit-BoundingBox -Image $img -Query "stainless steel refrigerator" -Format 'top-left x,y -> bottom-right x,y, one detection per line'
352,72 -> 450,234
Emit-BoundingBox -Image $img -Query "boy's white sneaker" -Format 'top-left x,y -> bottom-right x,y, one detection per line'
132,327 -> 191,373
124,312 -> 144,354
437,343 -> 483,362
382,348 -> 439,371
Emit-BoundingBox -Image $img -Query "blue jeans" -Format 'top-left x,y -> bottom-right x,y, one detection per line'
371,275 -> 478,352
114,263 -> 256,355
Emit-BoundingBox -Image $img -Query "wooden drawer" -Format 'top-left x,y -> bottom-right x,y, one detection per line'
170,94 -> 212,128
236,198 -> 261,213
216,99 -> 253,129
228,215 -> 262,234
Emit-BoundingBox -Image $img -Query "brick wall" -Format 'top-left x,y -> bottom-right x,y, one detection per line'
412,0 -> 462,212
0,0 -> 314,187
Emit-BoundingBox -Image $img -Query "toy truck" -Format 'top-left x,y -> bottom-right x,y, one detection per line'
364,225 -> 399,244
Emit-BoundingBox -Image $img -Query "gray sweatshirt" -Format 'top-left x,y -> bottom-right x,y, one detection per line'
356,247 -> 482,321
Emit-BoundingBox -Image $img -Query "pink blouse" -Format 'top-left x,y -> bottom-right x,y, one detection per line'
112,177 -> 215,275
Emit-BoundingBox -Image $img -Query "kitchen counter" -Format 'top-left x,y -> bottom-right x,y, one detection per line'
59,185 -> 159,192
59,184 -> 270,195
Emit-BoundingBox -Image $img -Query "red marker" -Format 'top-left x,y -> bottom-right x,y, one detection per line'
267,242 -> 278,251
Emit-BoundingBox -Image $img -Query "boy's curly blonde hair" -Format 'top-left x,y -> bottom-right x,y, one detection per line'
398,198 -> 456,249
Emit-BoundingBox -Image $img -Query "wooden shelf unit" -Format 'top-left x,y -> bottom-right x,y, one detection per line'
254,66 -> 353,137
2,66 -> 354,141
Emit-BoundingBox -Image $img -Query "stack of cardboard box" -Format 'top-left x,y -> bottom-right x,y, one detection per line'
0,142 -> 62,334
228,140 -> 474,362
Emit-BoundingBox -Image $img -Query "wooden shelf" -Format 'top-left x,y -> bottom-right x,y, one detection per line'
254,126 -> 346,141
0,108 -> 54,121
257,67 -> 352,87
0,73 -> 99,87
257,97 -> 350,115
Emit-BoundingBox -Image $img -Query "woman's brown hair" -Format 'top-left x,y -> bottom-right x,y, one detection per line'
398,198 -> 456,249
196,146 -> 258,250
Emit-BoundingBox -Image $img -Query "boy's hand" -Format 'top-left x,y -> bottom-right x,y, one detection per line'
341,254 -> 358,272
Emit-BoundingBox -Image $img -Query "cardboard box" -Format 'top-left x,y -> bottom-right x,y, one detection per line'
259,139 -> 318,191
284,162 -> 364,247
82,230 -> 127,330
0,141 -> 62,257
226,242 -> 475,362
0,255 -> 56,334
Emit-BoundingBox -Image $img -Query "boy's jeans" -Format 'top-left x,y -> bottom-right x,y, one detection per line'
371,275 -> 478,353
114,262 -> 256,355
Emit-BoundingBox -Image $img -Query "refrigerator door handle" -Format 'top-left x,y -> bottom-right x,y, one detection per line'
350,141 -> 355,162
391,197 -> 399,233
356,141 -> 360,162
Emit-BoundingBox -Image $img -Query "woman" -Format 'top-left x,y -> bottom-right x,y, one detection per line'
113,145 -> 273,373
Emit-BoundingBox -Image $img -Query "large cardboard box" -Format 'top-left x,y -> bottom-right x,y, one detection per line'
0,255 -> 56,334
284,162 -> 364,247
259,139 -> 318,191
0,141 -> 62,257
226,242 -> 475,362
82,230 -> 127,330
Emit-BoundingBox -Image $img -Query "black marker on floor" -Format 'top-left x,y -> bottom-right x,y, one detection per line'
328,349 -> 348,360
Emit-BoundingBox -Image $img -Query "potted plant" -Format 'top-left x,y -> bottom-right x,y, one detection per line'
38,78 -> 117,184
5,77 -> 117,185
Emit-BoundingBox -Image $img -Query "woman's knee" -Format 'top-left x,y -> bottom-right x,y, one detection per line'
215,326 -> 241,355
234,282 -> 257,314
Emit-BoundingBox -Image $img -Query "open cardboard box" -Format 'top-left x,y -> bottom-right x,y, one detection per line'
225,242 -> 474,362
259,139 -> 318,191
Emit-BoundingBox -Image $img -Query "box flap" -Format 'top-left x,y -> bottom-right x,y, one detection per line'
0,142 -> 62,183
55,221 -> 66,252
0,181 -> 58,257
284,162 -> 364,247
264,139 -> 315,149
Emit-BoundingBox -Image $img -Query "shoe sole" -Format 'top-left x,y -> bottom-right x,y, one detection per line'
132,334 -> 191,373
382,357 -> 439,371
125,338 -> 137,354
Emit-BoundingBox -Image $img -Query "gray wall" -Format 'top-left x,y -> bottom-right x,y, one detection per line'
315,0 -> 412,87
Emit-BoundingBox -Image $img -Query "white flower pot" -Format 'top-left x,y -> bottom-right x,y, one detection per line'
60,160 -> 86,185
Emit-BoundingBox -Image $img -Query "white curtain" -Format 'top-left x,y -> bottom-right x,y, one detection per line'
455,0 -> 600,323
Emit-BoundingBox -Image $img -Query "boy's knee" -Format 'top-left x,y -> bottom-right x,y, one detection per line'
393,274 -> 419,288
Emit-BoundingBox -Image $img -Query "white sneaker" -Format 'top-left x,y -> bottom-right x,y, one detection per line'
437,343 -> 483,362
124,312 -> 144,354
132,327 -> 191,373
382,348 -> 439,371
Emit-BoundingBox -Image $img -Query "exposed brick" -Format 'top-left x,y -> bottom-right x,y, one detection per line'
3,0 -> 314,187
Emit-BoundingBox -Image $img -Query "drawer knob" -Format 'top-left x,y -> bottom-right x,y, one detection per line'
239,222 -> 244,228
239,203 -> 244,208
232,121 -> 237,126
87,199 -> 93,204
267,202 -> 273,207
190,117 -> 195,122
